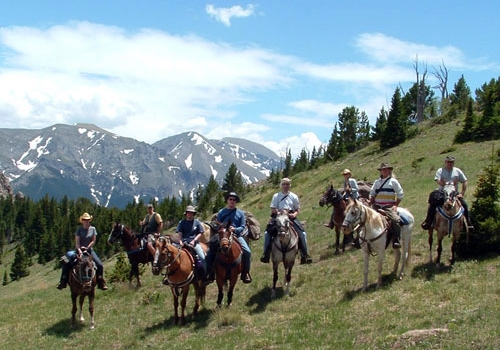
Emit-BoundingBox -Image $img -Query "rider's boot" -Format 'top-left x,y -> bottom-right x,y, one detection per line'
421,205 -> 435,230
97,276 -> 108,290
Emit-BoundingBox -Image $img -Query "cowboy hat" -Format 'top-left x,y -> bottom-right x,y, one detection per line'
225,191 -> 240,202
341,169 -> 352,175
377,162 -> 393,170
280,177 -> 292,185
79,212 -> 93,223
184,205 -> 197,214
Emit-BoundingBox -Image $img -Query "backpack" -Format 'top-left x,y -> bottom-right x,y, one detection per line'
245,211 -> 261,240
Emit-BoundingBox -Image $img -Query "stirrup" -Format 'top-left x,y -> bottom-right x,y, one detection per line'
260,254 -> 270,263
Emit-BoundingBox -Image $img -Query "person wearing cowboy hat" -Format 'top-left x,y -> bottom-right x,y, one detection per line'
260,178 -> 313,264
206,191 -> 253,284
421,155 -> 474,230
369,163 -> 404,249
175,205 -> 207,281
341,169 -> 359,200
57,212 -> 108,290
139,203 -> 163,257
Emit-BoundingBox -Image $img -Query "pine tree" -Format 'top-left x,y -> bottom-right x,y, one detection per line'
10,245 -> 30,281
381,87 -> 406,150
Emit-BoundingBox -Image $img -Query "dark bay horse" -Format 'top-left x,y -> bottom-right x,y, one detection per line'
68,250 -> 97,329
319,185 -> 349,254
428,183 -> 468,267
214,223 -> 243,307
108,223 -> 153,288
270,211 -> 299,298
152,235 -> 207,325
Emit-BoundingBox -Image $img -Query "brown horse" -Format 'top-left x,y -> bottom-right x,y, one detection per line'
108,223 -> 153,288
214,223 -> 243,307
428,183 -> 468,267
68,250 -> 97,329
152,235 -> 207,325
319,185 -> 350,254
270,211 -> 299,298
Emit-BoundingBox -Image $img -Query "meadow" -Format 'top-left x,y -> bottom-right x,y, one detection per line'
1,119 -> 500,349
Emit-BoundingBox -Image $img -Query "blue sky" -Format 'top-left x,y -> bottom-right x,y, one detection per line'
1,1 -> 498,158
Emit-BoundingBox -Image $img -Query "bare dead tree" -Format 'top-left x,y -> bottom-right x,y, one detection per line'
432,60 -> 449,100
414,55 -> 428,123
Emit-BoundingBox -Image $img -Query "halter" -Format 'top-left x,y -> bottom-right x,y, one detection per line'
343,203 -> 387,251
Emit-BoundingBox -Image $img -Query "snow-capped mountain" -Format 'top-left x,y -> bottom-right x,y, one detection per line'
0,124 -> 281,208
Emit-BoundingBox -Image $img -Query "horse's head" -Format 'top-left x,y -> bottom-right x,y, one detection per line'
342,198 -> 363,235
76,251 -> 96,292
108,222 -> 124,244
152,235 -> 171,275
319,185 -> 342,207
443,182 -> 458,211
218,222 -> 233,254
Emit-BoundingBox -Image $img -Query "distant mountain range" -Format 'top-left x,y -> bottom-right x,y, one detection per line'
0,124 -> 281,208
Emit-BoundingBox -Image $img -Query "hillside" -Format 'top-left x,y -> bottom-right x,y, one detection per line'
1,119 -> 500,349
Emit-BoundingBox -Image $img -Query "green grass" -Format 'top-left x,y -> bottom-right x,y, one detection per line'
2,119 -> 500,349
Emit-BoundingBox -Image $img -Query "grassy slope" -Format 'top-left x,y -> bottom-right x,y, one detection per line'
1,120 -> 500,350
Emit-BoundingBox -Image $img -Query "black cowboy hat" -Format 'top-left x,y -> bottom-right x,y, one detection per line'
225,191 -> 240,202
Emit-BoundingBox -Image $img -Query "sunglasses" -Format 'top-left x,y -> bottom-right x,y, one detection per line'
228,197 -> 237,202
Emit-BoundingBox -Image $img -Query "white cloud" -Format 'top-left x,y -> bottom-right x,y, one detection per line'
205,4 -> 256,27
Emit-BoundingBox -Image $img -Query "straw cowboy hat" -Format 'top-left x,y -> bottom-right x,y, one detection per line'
184,205 -> 197,214
79,212 -> 93,223
280,177 -> 292,185
377,162 -> 393,170
341,169 -> 352,175
225,191 -> 240,202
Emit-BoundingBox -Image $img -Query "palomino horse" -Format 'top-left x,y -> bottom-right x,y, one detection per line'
152,235 -> 207,325
214,223 -> 243,307
342,199 -> 414,291
270,211 -> 299,298
108,223 -> 153,288
319,185 -> 350,254
428,183 -> 467,267
68,250 -> 97,329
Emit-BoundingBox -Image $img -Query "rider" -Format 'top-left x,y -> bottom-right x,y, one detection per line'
369,163 -> 404,249
57,212 -> 108,290
205,192 -> 252,284
139,203 -> 163,257
260,177 -> 313,264
421,155 -> 474,230
175,205 -> 207,282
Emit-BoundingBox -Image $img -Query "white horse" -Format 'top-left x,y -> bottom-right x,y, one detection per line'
270,211 -> 299,298
342,199 -> 414,291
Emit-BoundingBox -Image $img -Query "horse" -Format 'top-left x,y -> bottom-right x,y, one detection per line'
214,222 -> 243,307
269,211 -> 299,298
428,182 -> 468,267
108,223 -> 154,288
319,185 -> 350,254
68,250 -> 97,329
152,235 -> 207,325
342,198 -> 414,291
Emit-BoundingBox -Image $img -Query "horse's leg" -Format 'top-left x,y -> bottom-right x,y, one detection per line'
362,249 -> 369,292
78,294 -> 85,323
376,250 -> 385,289
285,263 -> 293,296
171,289 -> 180,325
399,232 -> 411,279
132,263 -> 141,288
428,229 -> 434,263
450,235 -> 457,265
392,246 -> 401,276
436,235 -> 444,267
226,277 -> 236,307
71,292 -> 78,326
179,286 -> 189,325
271,262 -> 279,299
89,291 -> 95,329
216,281 -> 224,307
334,227 -> 340,255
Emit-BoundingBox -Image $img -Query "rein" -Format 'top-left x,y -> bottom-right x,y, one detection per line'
437,205 -> 464,236
345,204 -> 387,254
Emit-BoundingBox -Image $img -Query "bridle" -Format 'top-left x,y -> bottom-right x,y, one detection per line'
153,236 -> 193,287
